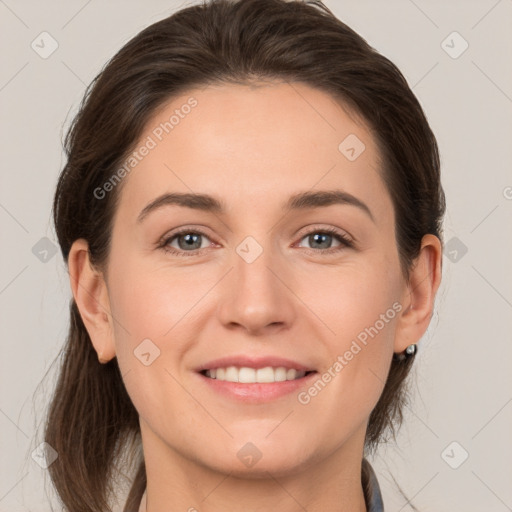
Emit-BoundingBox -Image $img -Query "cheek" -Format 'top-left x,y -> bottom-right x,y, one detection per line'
105,262 -> 187,380
302,258 -> 400,347
297,257 -> 401,412
108,258 -> 201,338
105,263 -> 198,423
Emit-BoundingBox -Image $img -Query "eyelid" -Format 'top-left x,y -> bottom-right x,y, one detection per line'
157,226 -> 217,254
295,224 -> 355,245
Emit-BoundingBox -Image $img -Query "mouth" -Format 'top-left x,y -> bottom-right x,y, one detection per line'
200,366 -> 316,383
194,355 -> 318,402
196,360 -> 319,403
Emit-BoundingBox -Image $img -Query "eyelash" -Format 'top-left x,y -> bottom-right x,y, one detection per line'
157,226 -> 355,257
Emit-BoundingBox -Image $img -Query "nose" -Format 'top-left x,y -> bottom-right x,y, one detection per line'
217,242 -> 296,336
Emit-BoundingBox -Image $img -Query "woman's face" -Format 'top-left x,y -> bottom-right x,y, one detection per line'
101,82 -> 410,476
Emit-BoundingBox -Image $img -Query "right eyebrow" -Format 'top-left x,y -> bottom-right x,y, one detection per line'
137,192 -> 224,223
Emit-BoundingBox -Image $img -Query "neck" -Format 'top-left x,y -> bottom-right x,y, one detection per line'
139,421 -> 368,512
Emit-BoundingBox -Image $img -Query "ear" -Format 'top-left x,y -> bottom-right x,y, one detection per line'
67,239 -> 116,364
394,234 -> 442,354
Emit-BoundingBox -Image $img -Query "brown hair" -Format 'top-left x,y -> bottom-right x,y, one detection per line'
43,0 -> 445,510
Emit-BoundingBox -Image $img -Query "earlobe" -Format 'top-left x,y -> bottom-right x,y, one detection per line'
67,239 -> 116,364
394,234 -> 443,355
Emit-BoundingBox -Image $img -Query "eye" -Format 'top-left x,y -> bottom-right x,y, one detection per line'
159,228 -> 214,256
158,226 -> 354,257
296,227 -> 354,254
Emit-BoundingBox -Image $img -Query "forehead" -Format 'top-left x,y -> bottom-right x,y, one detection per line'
115,81 -> 391,222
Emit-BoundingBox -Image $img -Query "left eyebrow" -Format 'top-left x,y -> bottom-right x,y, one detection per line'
136,189 -> 375,224
285,190 -> 375,223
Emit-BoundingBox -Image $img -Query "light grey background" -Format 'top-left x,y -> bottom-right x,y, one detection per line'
1,0 -> 511,511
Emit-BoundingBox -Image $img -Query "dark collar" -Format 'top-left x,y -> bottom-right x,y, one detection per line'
362,458 -> 385,512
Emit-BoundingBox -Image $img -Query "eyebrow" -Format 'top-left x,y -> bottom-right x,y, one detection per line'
137,189 -> 375,223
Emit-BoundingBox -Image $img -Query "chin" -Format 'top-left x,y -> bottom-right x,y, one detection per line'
194,436 -> 320,479
210,453 -> 313,480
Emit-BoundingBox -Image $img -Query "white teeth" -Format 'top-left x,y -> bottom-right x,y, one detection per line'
273,367 -> 287,382
286,368 -> 297,380
205,366 -> 307,383
238,367 -> 255,383
225,366 -> 239,382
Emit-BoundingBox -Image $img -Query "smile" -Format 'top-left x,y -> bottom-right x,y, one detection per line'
202,366 -> 314,383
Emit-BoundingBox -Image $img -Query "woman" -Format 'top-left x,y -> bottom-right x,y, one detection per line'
45,0 -> 445,510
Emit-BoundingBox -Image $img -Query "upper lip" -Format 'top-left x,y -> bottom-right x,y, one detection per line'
195,355 -> 316,373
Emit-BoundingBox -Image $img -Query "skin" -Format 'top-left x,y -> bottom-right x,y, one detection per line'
69,81 -> 442,512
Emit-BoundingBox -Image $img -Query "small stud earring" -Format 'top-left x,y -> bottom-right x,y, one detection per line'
405,344 -> 417,356
394,343 -> 417,361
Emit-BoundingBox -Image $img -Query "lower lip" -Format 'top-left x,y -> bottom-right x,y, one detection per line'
196,371 -> 318,403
